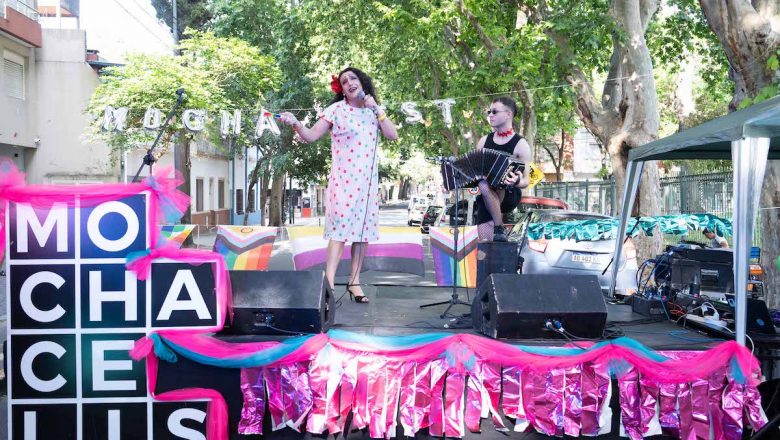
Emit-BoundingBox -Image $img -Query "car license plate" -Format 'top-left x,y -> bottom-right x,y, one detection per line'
572,254 -> 601,264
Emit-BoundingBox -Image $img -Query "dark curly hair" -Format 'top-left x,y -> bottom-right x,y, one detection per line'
330,67 -> 379,105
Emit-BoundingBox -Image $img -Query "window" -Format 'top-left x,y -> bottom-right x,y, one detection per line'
218,180 -> 225,209
195,178 -> 204,212
4,51 -> 25,100
235,189 -> 244,214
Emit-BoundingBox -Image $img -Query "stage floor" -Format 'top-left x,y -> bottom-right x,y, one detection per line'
220,283 -> 726,351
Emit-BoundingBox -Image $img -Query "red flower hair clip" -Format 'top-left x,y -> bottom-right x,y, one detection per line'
330,74 -> 342,94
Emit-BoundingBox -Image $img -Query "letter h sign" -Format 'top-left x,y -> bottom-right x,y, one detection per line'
6,194 -> 217,439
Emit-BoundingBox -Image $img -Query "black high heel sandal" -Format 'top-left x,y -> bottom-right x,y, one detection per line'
346,284 -> 369,303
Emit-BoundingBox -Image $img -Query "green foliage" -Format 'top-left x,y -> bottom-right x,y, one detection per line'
86,30 -> 281,157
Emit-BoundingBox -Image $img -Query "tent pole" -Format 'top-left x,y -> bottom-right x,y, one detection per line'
732,137 -> 769,346
609,160 -> 644,298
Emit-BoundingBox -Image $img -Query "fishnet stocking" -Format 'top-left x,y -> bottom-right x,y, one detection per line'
477,180 -> 505,241
477,220 -> 495,241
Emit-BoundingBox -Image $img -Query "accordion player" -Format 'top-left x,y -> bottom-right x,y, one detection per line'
440,149 -> 525,191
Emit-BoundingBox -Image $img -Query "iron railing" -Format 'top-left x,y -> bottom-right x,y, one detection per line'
532,171 -> 762,245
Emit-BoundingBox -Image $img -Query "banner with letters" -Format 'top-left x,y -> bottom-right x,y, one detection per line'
1,160 -> 227,439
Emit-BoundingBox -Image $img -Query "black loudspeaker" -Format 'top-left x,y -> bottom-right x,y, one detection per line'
476,242 -> 519,289
474,274 -> 607,339
223,270 -> 334,335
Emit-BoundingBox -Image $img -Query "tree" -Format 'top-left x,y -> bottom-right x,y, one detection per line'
86,30 -> 281,222
299,0 -> 580,159
151,0 -> 212,41
697,0 -> 780,306
209,0 -> 331,225
539,129 -> 574,182
514,0 -> 663,258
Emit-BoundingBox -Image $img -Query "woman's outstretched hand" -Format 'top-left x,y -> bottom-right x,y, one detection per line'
278,112 -> 300,128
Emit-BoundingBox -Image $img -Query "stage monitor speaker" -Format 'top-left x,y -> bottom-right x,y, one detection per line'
474,274 -> 607,339
476,242 -> 519,289
223,270 -> 334,335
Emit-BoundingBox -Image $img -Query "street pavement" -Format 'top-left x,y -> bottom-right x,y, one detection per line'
0,200 -> 415,436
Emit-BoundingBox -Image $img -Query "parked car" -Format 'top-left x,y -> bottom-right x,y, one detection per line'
508,209 -> 638,294
407,195 -> 433,226
446,200 -> 478,226
518,196 -> 568,212
506,196 -> 568,224
423,196 -> 569,230
420,205 -> 445,233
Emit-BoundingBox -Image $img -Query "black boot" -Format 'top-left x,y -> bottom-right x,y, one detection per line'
493,225 -> 508,242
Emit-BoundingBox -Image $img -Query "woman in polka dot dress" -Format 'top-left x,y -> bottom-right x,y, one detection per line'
278,67 -> 398,303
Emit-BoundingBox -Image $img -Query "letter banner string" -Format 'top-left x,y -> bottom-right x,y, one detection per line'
130,330 -> 767,440
0,158 -> 232,328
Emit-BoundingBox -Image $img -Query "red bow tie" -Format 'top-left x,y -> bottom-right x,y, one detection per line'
497,129 -> 514,137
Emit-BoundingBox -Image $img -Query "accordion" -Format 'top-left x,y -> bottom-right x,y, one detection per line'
440,149 -> 525,191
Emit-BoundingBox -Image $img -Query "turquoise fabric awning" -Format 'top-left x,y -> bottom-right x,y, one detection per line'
527,214 -> 731,241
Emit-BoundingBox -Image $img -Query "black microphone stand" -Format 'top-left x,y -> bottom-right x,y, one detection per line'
131,88 -> 186,183
420,157 -> 472,319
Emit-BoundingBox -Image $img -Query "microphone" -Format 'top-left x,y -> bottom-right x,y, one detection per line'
357,90 -> 366,101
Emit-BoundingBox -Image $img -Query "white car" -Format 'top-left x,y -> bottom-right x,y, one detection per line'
407,196 -> 431,226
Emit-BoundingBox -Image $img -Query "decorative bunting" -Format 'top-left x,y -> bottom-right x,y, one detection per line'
130,330 -> 768,440
527,213 -> 733,242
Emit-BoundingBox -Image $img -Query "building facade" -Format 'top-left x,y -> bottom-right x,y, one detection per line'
1,0 -> 262,227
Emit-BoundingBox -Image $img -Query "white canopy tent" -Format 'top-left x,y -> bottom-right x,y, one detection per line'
609,95 -> 780,346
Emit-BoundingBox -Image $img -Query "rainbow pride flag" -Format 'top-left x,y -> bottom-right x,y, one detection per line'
213,226 -> 277,270
429,226 -> 478,287
159,224 -> 195,248
288,226 -> 425,276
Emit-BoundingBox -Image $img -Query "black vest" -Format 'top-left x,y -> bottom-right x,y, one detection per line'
484,132 -> 522,156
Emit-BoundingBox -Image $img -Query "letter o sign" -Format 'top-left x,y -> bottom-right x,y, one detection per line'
87,202 -> 140,252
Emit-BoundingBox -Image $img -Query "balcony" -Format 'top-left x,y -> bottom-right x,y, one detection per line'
37,0 -> 79,29
0,0 -> 42,47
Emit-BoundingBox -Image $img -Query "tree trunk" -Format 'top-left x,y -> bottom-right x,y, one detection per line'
243,156 -> 265,226
699,0 -> 780,306
517,84 -> 537,147
760,165 -> 780,308
699,0 -> 779,110
268,172 -> 286,226
259,164 -> 270,225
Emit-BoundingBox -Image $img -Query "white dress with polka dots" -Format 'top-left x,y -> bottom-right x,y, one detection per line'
319,100 -> 380,242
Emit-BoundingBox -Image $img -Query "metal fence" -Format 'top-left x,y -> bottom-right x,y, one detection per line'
532,171 -> 734,218
533,179 -> 618,216
531,171 -> 763,245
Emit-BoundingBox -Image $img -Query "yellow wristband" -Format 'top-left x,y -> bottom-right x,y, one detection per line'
377,113 -> 387,122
